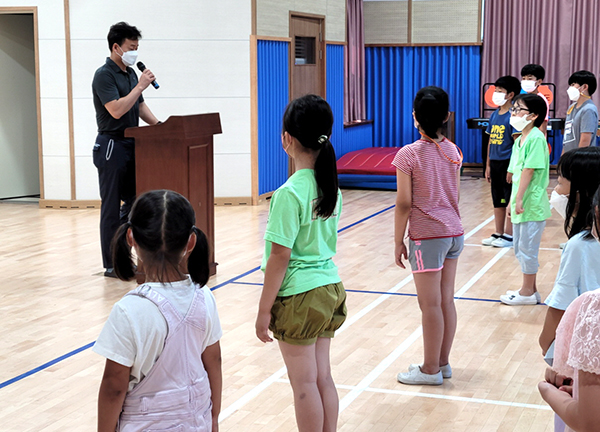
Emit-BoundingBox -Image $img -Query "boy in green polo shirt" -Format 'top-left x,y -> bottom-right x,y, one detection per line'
500,94 -> 551,306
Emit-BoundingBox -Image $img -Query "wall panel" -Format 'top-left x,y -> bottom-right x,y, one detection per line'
68,0 -> 252,199
256,0 -> 345,42
257,40 -> 289,196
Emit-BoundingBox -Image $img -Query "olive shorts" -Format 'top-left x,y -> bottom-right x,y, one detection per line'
269,282 -> 347,346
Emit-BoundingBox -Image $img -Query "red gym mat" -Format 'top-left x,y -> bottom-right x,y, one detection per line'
337,147 -> 399,175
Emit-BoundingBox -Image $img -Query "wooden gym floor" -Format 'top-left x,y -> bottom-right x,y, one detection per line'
0,174 -> 562,431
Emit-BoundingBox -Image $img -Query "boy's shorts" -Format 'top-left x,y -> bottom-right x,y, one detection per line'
490,159 -> 511,208
269,282 -> 347,346
408,236 -> 464,273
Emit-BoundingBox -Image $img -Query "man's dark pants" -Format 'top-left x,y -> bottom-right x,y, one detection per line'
93,133 -> 136,269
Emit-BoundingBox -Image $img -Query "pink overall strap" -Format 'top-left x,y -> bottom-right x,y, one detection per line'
125,284 -> 183,340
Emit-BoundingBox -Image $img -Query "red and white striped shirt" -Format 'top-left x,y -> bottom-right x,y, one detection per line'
392,138 -> 464,240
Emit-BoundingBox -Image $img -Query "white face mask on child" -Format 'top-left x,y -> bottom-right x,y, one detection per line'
549,190 -> 569,219
492,92 -> 507,107
509,115 -> 532,132
521,80 -> 537,93
567,86 -> 581,102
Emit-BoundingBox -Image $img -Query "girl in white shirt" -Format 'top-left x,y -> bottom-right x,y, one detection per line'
94,190 -> 222,432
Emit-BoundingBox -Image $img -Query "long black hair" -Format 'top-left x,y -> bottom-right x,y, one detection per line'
413,86 -> 449,139
593,184 -> 600,240
557,147 -> 600,239
282,94 -> 338,219
111,190 -> 209,285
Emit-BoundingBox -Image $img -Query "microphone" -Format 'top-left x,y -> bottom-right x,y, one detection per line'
136,62 -> 159,89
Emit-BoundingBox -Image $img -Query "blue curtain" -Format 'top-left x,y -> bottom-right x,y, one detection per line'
366,46 -> 482,163
257,40 -> 289,195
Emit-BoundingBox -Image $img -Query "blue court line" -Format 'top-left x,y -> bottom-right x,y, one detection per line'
229,281 -> 263,286
227,284 -> 517,305
210,266 -> 261,291
345,289 -> 546,305
0,341 -> 95,390
338,205 -> 394,233
345,289 -> 501,303
1,204 -> 395,390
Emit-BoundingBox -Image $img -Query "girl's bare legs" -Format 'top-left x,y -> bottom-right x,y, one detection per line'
413,270 -> 444,375
439,258 -> 458,367
278,341 -> 323,432
315,337 -> 338,432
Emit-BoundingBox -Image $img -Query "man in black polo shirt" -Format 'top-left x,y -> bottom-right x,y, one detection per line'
92,22 -> 159,277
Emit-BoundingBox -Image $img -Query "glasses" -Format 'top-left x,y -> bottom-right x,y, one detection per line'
510,107 -> 530,114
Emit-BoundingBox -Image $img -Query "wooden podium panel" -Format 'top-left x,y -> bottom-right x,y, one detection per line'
125,113 -> 222,276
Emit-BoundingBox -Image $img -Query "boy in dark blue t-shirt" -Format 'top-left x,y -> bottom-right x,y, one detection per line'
483,75 -> 522,248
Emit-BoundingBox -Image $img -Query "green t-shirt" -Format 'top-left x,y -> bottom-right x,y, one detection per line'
261,169 -> 342,297
507,127 -> 551,223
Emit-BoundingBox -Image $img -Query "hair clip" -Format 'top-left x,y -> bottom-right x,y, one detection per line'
317,135 -> 328,145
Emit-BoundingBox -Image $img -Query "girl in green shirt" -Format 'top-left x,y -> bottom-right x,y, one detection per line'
255,95 -> 347,432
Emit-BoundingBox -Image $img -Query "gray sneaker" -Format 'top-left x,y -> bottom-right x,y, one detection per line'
397,366 -> 443,385
409,363 -> 452,378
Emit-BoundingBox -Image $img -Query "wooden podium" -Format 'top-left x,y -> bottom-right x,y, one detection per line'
125,113 -> 222,276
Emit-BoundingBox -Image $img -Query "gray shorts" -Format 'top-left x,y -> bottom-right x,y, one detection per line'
408,236 -> 464,273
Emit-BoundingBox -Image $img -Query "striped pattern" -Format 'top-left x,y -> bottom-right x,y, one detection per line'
392,138 -> 463,240
257,40 -> 290,196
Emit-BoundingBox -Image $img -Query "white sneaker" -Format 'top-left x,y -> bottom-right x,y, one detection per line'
505,290 -> 541,303
409,363 -> 452,378
500,292 -> 539,305
482,234 -> 501,246
397,366 -> 443,385
491,235 -> 513,248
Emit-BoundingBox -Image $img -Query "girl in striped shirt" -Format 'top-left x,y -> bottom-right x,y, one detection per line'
393,86 -> 464,386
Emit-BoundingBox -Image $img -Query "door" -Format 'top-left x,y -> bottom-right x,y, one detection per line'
288,14 -> 325,175
290,14 -> 325,100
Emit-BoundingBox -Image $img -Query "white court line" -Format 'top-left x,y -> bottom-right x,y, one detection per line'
338,246 -> 510,412
464,243 -> 561,252
274,379 -> 551,411
219,273 -> 414,421
220,214 -> 497,422
464,215 -> 495,239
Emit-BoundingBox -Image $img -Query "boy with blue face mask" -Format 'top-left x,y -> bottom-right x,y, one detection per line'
562,70 -> 598,154
482,76 -> 522,248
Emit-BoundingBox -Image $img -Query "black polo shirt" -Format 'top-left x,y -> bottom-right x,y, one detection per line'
92,57 -> 144,134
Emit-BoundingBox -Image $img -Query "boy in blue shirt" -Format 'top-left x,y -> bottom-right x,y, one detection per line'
483,76 -> 522,248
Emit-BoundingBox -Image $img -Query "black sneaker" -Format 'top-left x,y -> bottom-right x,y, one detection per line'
104,268 -> 118,278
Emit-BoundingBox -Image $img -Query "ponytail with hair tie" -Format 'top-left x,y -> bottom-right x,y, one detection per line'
187,226 -> 210,286
112,221 -> 136,281
317,135 -> 329,147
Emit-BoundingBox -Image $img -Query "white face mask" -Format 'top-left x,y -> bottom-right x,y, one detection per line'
521,80 -> 537,93
492,92 -> 507,107
118,47 -> 139,67
549,190 -> 569,219
593,220 -> 600,242
509,115 -> 532,132
567,86 -> 581,102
